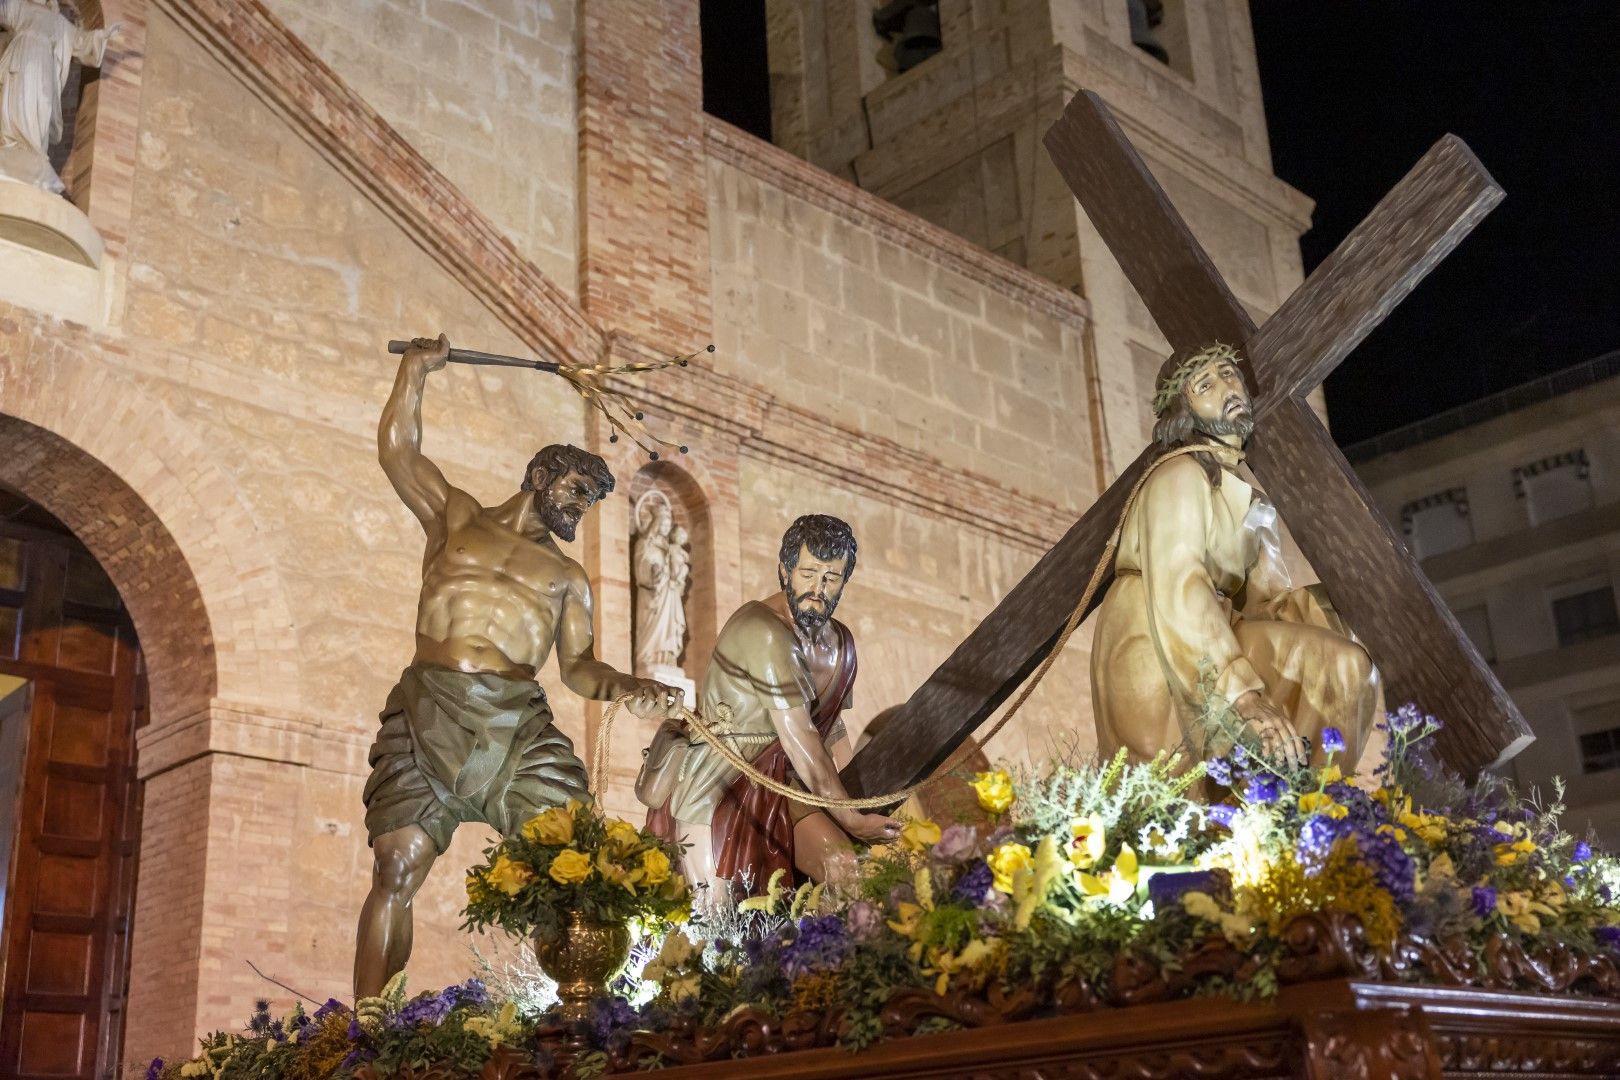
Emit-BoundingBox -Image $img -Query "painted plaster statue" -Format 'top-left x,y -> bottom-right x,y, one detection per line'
639,515 -> 901,897
354,335 -> 684,999
1090,343 -> 1385,773
0,0 -> 120,192
632,491 -> 689,675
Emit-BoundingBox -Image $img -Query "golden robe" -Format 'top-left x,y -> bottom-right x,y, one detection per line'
1090,447 -> 1381,768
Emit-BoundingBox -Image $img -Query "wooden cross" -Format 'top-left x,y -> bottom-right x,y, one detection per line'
843,90 -> 1533,798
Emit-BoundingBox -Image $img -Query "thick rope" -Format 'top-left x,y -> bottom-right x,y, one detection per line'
593,445 -> 1226,811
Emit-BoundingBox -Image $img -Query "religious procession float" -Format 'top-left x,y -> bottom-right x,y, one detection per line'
146,89 -> 1620,1079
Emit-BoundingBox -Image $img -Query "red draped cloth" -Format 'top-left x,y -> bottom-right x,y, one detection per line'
647,623 -> 856,896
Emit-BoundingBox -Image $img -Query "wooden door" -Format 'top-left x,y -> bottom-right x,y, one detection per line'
0,512 -> 144,1080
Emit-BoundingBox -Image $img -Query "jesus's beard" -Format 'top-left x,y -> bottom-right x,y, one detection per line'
786,586 -> 839,633
540,497 -> 585,542
1194,407 -> 1255,444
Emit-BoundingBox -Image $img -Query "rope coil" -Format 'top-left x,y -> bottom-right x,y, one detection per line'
592,446 -> 1222,811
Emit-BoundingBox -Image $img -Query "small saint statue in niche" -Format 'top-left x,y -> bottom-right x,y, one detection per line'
0,0 -> 121,193
1090,344 -> 1386,774
632,490 -> 690,677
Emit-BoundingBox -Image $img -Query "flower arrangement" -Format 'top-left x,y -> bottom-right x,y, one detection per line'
462,800 -> 692,944
147,708 -> 1620,1076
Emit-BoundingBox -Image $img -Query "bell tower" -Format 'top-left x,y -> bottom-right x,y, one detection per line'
760,0 -> 1314,467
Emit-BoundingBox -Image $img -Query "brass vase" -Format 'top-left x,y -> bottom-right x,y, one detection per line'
533,911 -> 633,1024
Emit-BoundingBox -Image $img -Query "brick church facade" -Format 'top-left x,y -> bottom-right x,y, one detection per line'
0,1 -> 1309,1072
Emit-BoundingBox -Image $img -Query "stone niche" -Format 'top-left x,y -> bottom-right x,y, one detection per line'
0,181 -> 118,327
627,462 -> 715,707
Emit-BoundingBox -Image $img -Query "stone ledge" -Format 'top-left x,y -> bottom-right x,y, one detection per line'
0,181 -> 106,266
135,698 -> 325,778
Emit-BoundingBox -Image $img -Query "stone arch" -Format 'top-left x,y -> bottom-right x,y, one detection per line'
627,460 -> 715,671
0,328 -> 303,722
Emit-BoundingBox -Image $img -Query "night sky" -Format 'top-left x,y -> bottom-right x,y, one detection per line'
700,3 -> 1620,448
1250,1 -> 1620,446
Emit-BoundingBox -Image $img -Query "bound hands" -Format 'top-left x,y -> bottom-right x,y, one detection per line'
626,679 -> 686,721
836,809 -> 902,845
1232,690 -> 1306,769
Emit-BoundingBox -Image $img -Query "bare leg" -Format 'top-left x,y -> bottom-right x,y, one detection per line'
793,811 -> 856,883
354,824 -> 439,1000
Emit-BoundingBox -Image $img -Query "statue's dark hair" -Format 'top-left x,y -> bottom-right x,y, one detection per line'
778,514 -> 857,579
521,444 -> 616,500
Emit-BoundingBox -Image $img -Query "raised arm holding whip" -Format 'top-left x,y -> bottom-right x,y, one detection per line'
353,334 -> 686,999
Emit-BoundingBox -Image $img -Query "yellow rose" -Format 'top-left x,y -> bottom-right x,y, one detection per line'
548,848 -> 594,885
486,853 -> 536,896
641,847 -> 673,887
900,818 -> 942,852
971,770 -> 1015,814
523,805 -> 575,846
988,842 -> 1033,894
604,819 -> 642,853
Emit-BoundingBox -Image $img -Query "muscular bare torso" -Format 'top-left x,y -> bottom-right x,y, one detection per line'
414,492 -> 577,677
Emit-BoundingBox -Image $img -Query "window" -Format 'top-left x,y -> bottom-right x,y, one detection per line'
1576,701 -> 1620,774
1516,449 -> 1593,526
1551,585 -> 1620,647
701,0 -> 772,141
1456,604 -> 1496,663
1400,488 -> 1473,561
872,0 -> 941,75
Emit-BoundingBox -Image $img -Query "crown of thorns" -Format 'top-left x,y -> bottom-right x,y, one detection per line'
1151,343 -> 1243,416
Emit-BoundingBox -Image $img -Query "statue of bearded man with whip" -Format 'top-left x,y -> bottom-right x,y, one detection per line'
1089,343 -> 1386,773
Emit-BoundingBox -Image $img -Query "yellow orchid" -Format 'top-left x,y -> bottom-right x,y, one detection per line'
522,805 -> 576,846
486,853 -> 536,896
971,769 -> 1015,814
1078,843 -> 1139,905
738,868 -> 790,913
595,847 -> 643,894
1425,852 -> 1458,884
1069,814 -> 1106,869
548,848 -> 594,885
922,937 -> 1000,996
914,866 -> 936,911
988,841 -> 1034,894
1496,890 -> 1544,935
900,818 -> 943,852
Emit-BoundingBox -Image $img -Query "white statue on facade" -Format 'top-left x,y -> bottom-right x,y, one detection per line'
632,490 -> 690,678
0,0 -> 121,193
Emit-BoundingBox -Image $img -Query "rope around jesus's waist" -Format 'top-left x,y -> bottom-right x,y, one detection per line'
591,443 -> 1224,812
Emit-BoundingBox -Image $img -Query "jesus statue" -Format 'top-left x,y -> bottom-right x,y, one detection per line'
1090,343 -> 1386,773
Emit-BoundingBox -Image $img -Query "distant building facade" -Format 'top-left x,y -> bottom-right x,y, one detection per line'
1352,353 -> 1620,843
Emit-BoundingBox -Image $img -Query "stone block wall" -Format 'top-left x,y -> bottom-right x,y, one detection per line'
265,0 -> 579,292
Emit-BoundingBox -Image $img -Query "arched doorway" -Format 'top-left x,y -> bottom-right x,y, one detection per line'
0,487 -> 144,1080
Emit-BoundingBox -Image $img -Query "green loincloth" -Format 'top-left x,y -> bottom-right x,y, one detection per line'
363,663 -> 590,853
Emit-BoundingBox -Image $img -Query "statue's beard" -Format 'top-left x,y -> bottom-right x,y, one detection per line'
1194,402 -> 1255,444
784,584 -> 839,632
539,496 -> 585,542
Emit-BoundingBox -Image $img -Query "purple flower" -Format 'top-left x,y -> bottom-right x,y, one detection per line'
1205,757 -> 1232,787
1321,727 -> 1345,754
1243,775 -> 1282,805
312,998 -> 345,1023
1206,804 -> 1237,828
952,859 -> 995,903
1598,926 -> 1620,950
781,915 -> 850,979
587,997 -> 639,1053
1297,814 -> 1348,872
1230,744 -> 1250,765
1575,841 -> 1594,863
1471,885 -> 1497,918
145,1059 -> 164,1080
846,900 -> 883,940
395,991 -> 452,1029
1353,827 -> 1416,905
346,1016 -> 362,1041
934,824 -> 978,862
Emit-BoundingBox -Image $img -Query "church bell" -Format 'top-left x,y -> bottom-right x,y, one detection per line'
1127,0 -> 1170,65
873,0 -> 943,75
